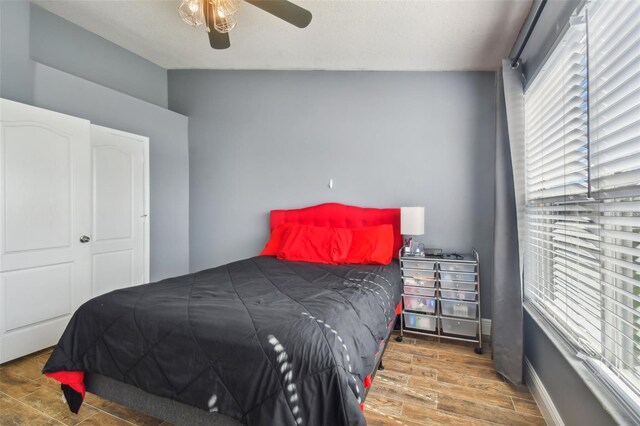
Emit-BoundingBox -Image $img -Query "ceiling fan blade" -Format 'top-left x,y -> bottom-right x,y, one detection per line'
205,0 -> 231,49
208,29 -> 231,49
245,0 -> 312,28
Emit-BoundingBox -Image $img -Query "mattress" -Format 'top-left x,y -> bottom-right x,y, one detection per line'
43,256 -> 402,425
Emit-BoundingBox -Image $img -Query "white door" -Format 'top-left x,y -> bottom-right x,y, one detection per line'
91,125 -> 149,297
0,99 -> 92,363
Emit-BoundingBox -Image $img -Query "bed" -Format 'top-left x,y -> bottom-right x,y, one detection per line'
43,203 -> 403,426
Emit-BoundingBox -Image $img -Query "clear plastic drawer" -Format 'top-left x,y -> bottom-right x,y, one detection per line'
439,271 -> 476,282
440,289 -> 477,301
440,317 -> 478,337
440,300 -> 477,319
402,260 -> 436,270
404,269 -> 437,280
439,262 -> 476,273
440,280 -> 476,292
403,313 -> 437,332
402,277 -> 436,288
403,295 -> 437,314
404,286 -> 436,297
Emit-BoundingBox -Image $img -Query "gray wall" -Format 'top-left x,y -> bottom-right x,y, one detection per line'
524,311 -> 615,425
168,70 -> 496,318
30,4 -> 168,108
0,1 -> 190,281
0,0 -> 34,105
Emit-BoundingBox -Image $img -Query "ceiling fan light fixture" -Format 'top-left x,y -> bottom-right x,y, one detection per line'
213,16 -> 236,33
213,13 -> 237,33
208,0 -> 239,33
178,0 -> 205,27
178,0 -> 312,49
210,0 -> 240,17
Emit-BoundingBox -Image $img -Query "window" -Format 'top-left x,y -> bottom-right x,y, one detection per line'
523,0 -> 640,412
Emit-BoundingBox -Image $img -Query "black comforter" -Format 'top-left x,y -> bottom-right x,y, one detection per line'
44,256 -> 402,425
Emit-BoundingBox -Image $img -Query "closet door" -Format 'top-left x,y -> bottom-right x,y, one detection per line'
91,126 -> 149,297
0,99 -> 91,362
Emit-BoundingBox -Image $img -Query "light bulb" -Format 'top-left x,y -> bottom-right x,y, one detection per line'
188,1 -> 199,13
217,6 -> 225,17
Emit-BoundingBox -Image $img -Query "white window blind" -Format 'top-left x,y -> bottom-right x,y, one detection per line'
525,20 -> 589,202
524,0 -> 640,411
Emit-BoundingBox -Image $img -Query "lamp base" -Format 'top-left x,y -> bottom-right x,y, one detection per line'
403,237 -> 413,250
403,237 -> 424,256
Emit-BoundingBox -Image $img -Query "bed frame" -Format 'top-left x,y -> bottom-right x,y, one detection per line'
85,203 -> 401,425
86,373 -> 242,425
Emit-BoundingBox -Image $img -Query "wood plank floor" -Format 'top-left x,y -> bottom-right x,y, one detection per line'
0,335 -> 544,425
366,334 -> 544,426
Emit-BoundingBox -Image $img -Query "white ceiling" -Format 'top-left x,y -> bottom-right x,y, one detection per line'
34,0 -> 532,71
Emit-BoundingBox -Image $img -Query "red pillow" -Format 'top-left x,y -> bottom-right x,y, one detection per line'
260,223 -> 295,256
344,224 -> 394,265
277,224 -> 352,264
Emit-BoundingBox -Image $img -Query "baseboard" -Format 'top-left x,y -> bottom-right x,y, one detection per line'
525,357 -> 564,426
481,318 -> 491,336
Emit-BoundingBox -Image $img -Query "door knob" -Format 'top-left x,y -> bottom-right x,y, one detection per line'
79,235 -> 91,243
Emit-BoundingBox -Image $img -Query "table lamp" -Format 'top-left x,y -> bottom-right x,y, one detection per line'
401,207 -> 425,255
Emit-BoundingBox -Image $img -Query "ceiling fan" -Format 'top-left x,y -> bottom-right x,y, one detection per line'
178,0 -> 312,50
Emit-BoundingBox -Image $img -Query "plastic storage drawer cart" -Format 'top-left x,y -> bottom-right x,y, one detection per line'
398,249 -> 483,354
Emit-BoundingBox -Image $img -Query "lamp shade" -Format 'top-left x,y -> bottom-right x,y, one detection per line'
401,207 -> 425,235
